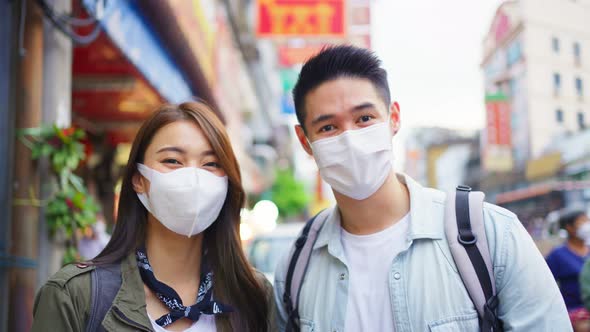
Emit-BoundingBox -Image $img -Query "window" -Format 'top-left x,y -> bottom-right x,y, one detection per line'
554,73 -> 561,94
576,77 -> 583,97
556,109 -> 564,123
552,37 -> 560,53
574,42 -> 581,64
579,112 -> 586,130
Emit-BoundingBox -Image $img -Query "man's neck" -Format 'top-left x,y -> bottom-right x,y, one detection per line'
144,217 -> 203,286
335,172 -> 410,235
568,237 -> 589,256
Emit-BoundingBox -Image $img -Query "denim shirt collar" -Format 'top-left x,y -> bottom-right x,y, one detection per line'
313,173 -> 446,255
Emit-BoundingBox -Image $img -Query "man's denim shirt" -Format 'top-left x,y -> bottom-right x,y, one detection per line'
274,174 -> 571,331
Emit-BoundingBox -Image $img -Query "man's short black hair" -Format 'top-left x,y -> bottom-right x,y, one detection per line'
559,207 -> 587,229
292,45 -> 391,131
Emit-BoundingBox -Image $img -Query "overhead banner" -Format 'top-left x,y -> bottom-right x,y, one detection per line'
257,0 -> 346,38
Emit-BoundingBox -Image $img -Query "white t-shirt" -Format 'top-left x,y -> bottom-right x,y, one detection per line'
148,313 -> 216,332
341,213 -> 410,332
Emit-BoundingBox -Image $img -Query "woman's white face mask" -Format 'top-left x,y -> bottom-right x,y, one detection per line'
310,122 -> 394,200
136,163 -> 228,237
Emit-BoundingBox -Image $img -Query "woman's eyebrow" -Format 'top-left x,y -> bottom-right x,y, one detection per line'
156,146 -> 186,154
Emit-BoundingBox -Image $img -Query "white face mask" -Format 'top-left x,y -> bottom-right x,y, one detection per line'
310,122 -> 393,200
576,222 -> 590,241
136,163 -> 228,237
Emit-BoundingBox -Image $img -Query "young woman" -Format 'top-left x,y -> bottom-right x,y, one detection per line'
32,102 -> 275,332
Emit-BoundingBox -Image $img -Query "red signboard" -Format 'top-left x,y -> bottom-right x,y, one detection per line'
257,0 -> 346,37
278,45 -> 324,66
485,99 -> 511,146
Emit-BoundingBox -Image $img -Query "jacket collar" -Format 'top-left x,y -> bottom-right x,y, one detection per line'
313,173 -> 446,255
107,252 -> 153,330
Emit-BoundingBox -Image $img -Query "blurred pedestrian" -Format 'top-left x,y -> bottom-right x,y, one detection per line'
274,45 -> 570,331
32,102 -> 275,332
77,213 -> 110,261
546,208 -> 590,331
547,209 -> 590,306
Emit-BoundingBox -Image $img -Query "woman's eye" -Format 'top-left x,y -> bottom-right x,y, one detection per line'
204,162 -> 221,168
163,158 -> 181,165
319,125 -> 335,133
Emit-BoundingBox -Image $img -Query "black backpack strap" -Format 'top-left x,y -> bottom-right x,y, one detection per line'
454,185 -> 503,332
86,264 -> 122,332
284,210 -> 329,332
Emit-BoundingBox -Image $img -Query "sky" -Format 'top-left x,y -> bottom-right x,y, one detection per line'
371,0 -> 505,168
372,0 -> 505,132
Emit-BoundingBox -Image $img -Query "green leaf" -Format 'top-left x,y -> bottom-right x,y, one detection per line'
68,174 -> 85,193
40,144 -> 53,157
31,146 -> 42,159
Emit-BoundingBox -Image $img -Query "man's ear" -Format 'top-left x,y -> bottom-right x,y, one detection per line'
295,125 -> 313,156
132,172 -> 146,194
389,101 -> 401,135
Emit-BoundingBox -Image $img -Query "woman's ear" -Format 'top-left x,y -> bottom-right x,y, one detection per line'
132,172 -> 146,194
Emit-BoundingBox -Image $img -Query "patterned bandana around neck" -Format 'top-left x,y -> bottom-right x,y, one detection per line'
136,247 -> 233,327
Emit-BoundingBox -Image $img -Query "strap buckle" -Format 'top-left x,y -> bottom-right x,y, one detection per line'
457,232 -> 477,246
456,185 -> 472,192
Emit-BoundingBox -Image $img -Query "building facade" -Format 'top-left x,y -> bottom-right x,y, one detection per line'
481,0 -> 590,168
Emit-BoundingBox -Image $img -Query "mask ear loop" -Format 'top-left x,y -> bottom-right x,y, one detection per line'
135,164 -> 155,214
136,163 -> 154,182
187,168 -> 201,238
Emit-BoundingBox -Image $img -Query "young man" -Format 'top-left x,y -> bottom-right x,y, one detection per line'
274,45 -> 570,331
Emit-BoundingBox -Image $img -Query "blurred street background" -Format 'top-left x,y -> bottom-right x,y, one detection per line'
1,0 -> 589,330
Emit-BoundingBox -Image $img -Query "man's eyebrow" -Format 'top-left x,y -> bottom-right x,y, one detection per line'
311,113 -> 335,126
352,102 -> 376,112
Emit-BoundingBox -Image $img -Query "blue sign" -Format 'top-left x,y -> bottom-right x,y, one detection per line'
281,93 -> 295,115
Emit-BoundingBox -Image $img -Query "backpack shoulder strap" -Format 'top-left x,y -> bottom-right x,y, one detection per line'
86,263 -> 122,332
444,185 -> 502,332
283,209 -> 330,332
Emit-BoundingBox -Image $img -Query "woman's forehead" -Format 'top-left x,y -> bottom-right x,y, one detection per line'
146,121 -> 212,155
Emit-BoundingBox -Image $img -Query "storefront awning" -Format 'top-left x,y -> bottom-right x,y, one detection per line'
496,180 -> 590,204
82,0 -> 193,104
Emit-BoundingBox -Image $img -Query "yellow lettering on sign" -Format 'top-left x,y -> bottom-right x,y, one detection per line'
261,0 -> 340,35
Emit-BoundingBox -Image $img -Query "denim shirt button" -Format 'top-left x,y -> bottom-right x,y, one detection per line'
339,273 -> 346,280
393,272 -> 401,280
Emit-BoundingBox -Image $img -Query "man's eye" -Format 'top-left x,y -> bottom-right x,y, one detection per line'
359,115 -> 373,123
163,158 -> 181,165
319,125 -> 335,133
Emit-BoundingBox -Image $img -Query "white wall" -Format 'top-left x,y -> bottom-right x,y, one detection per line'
522,0 -> 590,157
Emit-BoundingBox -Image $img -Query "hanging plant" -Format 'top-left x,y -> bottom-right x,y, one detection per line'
19,125 -> 98,264
46,188 -> 99,237
25,125 -> 86,173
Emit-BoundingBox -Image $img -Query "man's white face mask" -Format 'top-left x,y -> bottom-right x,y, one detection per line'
310,121 -> 393,200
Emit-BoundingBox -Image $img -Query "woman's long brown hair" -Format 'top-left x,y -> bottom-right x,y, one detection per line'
92,102 -> 269,331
